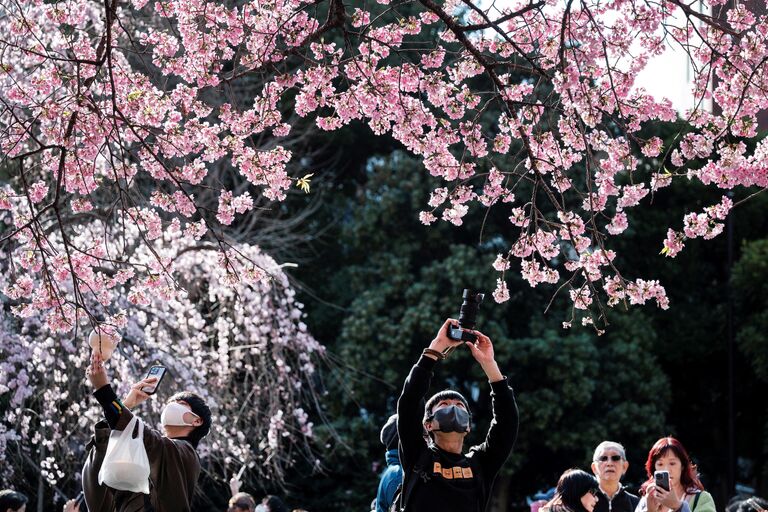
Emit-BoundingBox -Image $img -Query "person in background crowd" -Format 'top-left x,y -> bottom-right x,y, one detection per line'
0,490 -> 27,512
375,414 -> 403,512
228,474 -> 256,512
228,492 -> 256,512
541,469 -> 600,512
591,441 -> 639,512
636,437 -> 715,512
257,495 -> 289,512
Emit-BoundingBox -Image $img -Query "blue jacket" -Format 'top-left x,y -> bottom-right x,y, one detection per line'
376,449 -> 403,512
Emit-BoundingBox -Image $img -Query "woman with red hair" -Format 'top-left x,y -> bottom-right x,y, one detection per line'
635,437 -> 716,512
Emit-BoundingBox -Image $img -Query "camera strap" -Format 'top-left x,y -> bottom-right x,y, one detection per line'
441,345 -> 458,357
423,348 -> 446,360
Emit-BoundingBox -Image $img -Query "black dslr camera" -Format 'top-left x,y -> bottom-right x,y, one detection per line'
447,289 -> 485,343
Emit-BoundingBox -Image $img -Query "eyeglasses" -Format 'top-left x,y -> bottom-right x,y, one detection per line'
595,455 -> 623,462
589,489 -> 600,497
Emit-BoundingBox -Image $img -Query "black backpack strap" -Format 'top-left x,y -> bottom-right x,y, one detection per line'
692,493 -> 701,512
395,448 -> 434,511
143,479 -> 156,512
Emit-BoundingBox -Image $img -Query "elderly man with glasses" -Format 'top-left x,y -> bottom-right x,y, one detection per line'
590,441 -> 639,512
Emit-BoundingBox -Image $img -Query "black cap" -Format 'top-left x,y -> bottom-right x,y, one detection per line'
380,414 -> 399,451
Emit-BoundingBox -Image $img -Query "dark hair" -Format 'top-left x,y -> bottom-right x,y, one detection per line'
229,492 -> 256,512
263,495 -> 289,512
640,437 -> 704,495
168,391 -> 212,447
0,489 -> 28,511
546,469 -> 599,512
422,390 -> 470,425
380,414 -> 399,451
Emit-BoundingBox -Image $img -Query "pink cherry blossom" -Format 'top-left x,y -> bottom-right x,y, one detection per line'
1,0 -> 766,339
492,279 -> 510,303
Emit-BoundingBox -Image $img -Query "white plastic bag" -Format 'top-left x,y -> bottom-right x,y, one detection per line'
98,415 -> 151,494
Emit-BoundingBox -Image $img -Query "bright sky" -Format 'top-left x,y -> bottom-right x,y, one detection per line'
478,0 -> 712,114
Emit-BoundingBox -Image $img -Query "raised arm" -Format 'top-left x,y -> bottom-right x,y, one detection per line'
86,351 -> 157,428
466,332 -> 519,474
86,352 -> 168,458
397,319 -> 462,469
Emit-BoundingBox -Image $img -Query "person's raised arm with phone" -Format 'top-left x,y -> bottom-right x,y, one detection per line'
394,315 -> 519,512
83,347 -> 212,512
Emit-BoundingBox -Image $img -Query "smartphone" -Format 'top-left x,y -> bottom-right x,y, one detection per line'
74,491 -> 85,507
140,365 -> 167,394
654,470 -> 670,491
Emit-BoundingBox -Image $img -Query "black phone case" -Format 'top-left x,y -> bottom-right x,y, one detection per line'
142,366 -> 167,395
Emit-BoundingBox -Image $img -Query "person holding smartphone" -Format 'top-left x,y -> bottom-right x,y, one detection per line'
83,351 -> 212,512
591,441 -> 638,512
394,319 -> 519,512
635,437 -> 715,512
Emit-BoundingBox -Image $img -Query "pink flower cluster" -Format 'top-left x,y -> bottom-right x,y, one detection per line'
1,0 -> 765,326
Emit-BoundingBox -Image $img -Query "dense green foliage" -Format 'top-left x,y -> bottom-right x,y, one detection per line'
258,129 -> 768,510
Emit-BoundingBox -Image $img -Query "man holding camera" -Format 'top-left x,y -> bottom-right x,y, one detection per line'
395,319 -> 519,512
83,351 -> 211,511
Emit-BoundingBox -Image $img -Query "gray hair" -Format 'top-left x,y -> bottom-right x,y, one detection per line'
593,441 -> 627,461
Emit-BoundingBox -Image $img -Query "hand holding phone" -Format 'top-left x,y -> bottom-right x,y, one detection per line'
140,365 -> 167,394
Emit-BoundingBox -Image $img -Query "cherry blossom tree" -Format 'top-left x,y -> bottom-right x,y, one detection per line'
1,1 -> 766,327
0,221 -> 325,494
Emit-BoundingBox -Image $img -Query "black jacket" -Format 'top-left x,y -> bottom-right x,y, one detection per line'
396,355 -> 519,512
595,487 -> 639,512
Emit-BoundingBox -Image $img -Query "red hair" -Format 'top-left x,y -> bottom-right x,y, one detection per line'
640,437 -> 704,495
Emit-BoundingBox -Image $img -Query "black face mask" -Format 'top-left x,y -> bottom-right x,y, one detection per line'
431,405 -> 470,433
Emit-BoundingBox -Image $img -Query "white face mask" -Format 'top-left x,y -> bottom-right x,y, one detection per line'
255,506 -> 268,512
161,402 -> 198,427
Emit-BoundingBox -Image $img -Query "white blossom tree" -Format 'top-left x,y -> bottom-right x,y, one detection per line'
0,221 -> 325,494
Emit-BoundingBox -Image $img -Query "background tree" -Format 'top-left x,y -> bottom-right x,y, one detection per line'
1,0 -> 767,509
285,151 -> 670,510
1,0 -> 767,331
0,222 -> 326,509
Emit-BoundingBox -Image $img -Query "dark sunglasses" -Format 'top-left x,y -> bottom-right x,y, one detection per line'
596,455 -> 623,462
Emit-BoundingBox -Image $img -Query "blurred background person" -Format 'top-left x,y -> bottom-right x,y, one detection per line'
541,469 -> 600,512
257,495 -> 289,512
0,490 -> 27,512
228,492 -> 256,512
375,413 -> 402,512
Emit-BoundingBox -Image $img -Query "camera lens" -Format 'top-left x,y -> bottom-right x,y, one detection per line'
458,288 -> 484,329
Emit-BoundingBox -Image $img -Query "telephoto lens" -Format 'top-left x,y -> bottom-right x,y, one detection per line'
447,289 -> 485,343
458,289 -> 484,329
